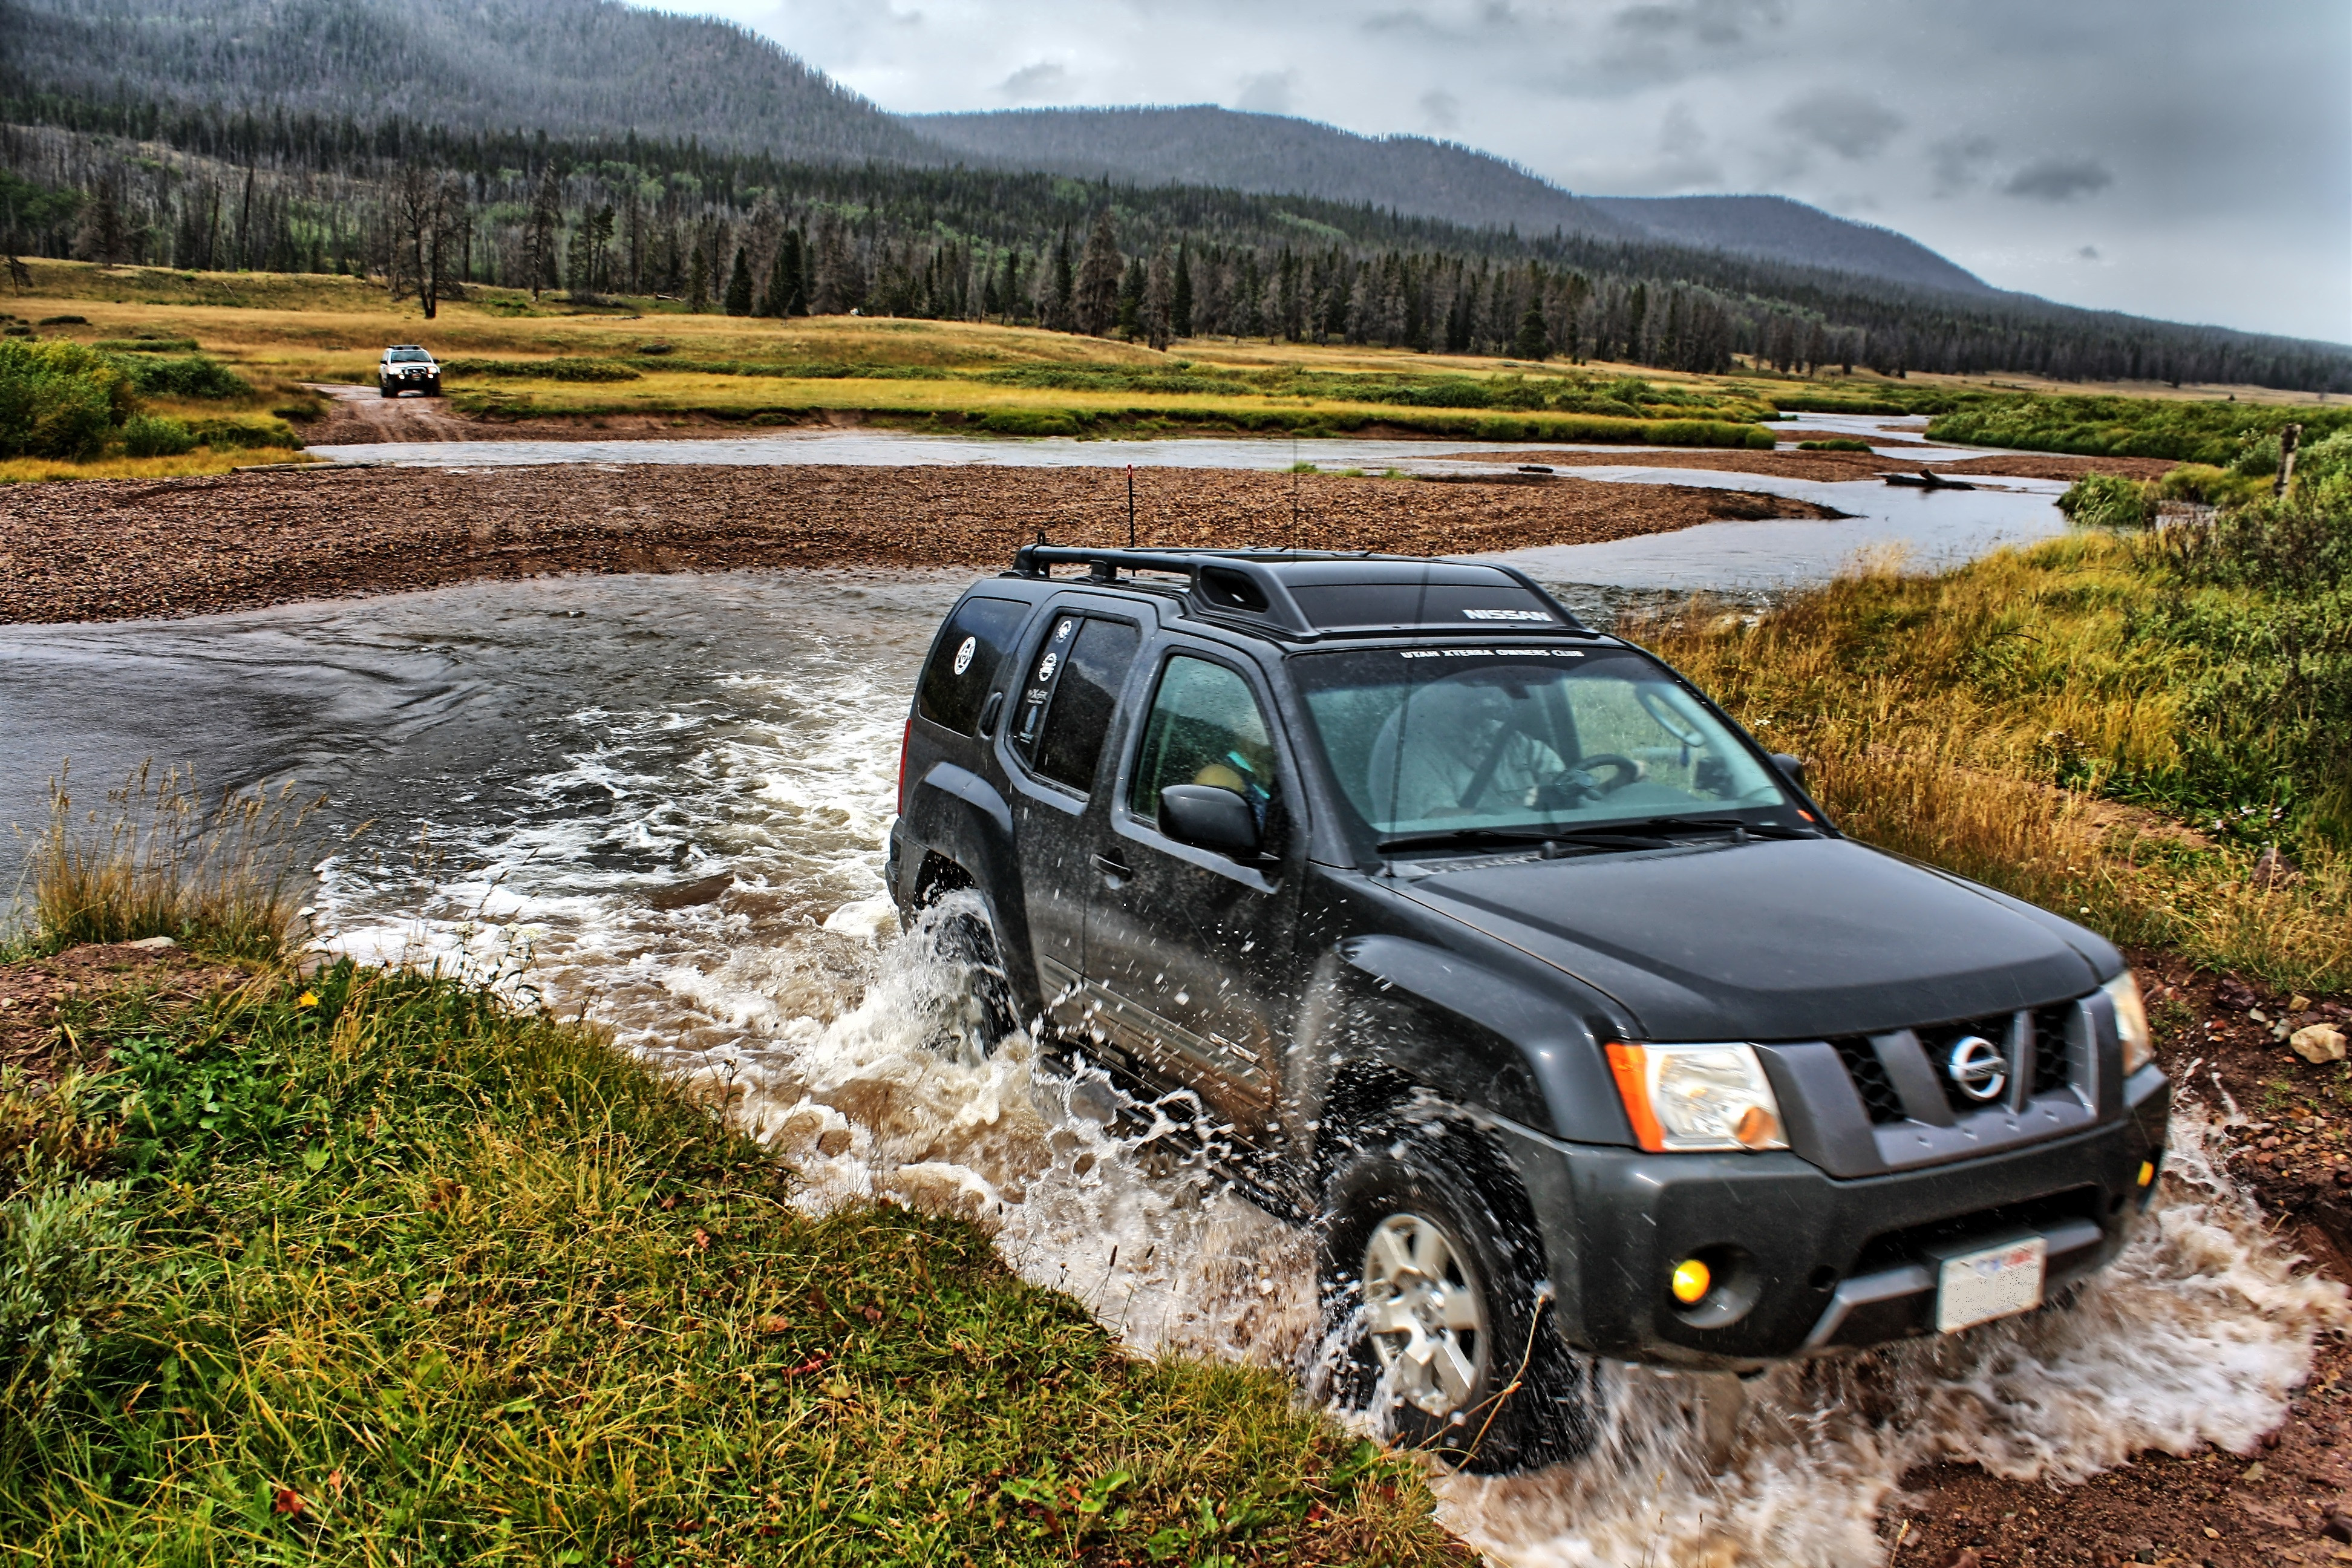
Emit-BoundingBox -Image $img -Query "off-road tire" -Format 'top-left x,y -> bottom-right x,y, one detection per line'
378,381 -> 395,398
426,376 -> 441,396
1319,1116 -> 1596,1474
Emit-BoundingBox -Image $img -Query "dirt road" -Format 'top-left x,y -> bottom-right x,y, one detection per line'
0,462 -> 1830,626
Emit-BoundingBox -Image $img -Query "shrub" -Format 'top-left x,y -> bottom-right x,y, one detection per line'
1798,437 -> 1875,452
978,408 -> 1086,436
33,315 -> 85,326
440,356 -> 641,382
0,339 -> 135,460
190,416 -> 300,450
0,1174 -> 132,1445
2056,471 -> 2158,529
123,354 -> 250,399
93,337 -> 199,353
119,414 -> 195,457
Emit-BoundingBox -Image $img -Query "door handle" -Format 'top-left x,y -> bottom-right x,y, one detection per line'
1092,852 -> 1132,879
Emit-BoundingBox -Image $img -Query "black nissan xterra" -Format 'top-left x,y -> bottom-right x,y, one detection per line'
887,546 -> 2171,1472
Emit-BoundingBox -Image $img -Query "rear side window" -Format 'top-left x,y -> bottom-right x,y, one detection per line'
917,595 -> 1030,735
1025,617 -> 1140,793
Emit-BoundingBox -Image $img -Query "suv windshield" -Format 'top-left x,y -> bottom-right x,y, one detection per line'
1295,644 -> 1794,844
388,348 -> 433,363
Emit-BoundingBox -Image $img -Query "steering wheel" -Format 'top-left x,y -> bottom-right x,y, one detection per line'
1571,752 -> 1646,789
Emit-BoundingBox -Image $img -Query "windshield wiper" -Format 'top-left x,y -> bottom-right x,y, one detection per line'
1376,826 -> 1675,856
1376,816 -> 1815,858
1607,815 -> 1817,841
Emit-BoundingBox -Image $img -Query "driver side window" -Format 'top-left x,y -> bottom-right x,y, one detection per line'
1129,656 -> 1278,825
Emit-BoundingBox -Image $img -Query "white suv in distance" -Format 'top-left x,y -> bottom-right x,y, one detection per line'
378,345 -> 441,397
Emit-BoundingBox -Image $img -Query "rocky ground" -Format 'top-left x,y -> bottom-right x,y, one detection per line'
0,462 -> 1834,626
1889,958 -> 2352,1568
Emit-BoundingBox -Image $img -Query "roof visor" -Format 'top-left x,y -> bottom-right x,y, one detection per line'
1284,575 -> 1563,635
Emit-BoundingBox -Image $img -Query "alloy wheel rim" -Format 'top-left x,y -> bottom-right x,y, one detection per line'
1361,1212 -> 1488,1417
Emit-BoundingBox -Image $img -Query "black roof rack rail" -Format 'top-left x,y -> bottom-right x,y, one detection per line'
1005,544 -> 1589,639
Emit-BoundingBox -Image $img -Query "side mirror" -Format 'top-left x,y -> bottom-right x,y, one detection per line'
1158,785 -> 1261,860
1769,753 -> 1809,792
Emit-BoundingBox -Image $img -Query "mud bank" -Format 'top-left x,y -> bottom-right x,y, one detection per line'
0,462 -> 1831,627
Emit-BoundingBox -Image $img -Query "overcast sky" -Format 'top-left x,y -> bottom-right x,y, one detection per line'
653,0 -> 2351,342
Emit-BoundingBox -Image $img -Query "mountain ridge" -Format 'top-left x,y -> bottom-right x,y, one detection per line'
909,106 -> 1997,298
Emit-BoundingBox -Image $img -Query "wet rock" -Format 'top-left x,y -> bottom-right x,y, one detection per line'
2293,1025 -> 2350,1065
2327,1512 -> 2352,1543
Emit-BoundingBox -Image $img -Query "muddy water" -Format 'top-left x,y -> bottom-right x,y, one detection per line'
2,567 -> 2338,1567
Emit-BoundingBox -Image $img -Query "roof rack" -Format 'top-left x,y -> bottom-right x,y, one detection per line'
1005,544 -> 1590,640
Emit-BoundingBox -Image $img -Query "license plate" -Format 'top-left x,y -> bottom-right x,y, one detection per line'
1933,1233 -> 2047,1333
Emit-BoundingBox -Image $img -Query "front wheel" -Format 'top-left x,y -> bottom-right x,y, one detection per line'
426,377 -> 442,396
378,382 -> 395,398
1319,1117 -> 1596,1474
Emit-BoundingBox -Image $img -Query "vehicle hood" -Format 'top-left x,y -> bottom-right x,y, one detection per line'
1396,837 -> 2107,1040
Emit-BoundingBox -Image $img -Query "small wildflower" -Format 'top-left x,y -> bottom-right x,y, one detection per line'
297,991 -> 320,1008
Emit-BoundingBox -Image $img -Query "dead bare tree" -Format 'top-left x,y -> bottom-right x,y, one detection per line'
388,164 -> 469,319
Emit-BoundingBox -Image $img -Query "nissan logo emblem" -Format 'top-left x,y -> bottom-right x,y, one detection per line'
1947,1035 -> 2008,1102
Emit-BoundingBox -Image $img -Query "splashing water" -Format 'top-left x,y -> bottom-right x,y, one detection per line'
203,569 -> 2331,1567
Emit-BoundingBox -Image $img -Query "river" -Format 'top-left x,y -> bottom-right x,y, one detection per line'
0,443 -> 2333,1565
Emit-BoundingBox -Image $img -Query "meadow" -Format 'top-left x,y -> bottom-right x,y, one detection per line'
7,258 -> 2345,477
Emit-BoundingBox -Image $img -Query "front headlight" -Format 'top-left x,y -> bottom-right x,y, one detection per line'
2105,971 -> 2154,1075
1606,1042 -> 1788,1153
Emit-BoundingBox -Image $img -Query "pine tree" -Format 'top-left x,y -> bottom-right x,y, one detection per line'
1049,230 -> 1074,331
1116,254 -> 1145,339
1074,209 -> 1122,337
1514,304 -> 1549,361
725,244 -> 753,315
523,164 -> 561,299
687,241 -> 709,313
1171,244 -> 1192,339
1143,249 -> 1173,351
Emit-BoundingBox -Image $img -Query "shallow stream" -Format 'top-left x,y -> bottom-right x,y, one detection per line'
1,475 -> 2334,1563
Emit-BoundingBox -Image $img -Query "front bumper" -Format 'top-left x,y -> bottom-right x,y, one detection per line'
1495,1065 -> 2171,1368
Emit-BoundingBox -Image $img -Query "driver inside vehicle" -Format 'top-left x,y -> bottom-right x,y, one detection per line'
1370,679 -> 1612,820
1302,648 -> 1792,841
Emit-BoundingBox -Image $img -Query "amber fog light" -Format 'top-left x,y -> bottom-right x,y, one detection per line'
2137,1160 -> 2155,1188
1671,1257 -> 1712,1305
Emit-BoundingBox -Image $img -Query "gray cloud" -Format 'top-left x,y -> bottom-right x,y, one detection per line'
1419,88 -> 1461,132
1235,70 -> 1295,114
2077,245 -> 2102,260
1774,88 -> 1903,160
2005,156 -> 2115,201
999,60 -> 1067,100
1929,134 -> 1998,197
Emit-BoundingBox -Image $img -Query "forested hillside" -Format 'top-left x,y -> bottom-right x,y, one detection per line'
1584,195 -> 1994,297
0,0 -> 929,166
910,106 -> 1639,246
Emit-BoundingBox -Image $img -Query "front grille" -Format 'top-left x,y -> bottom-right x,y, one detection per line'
1823,996 -> 2091,1125
2030,1004 -> 2075,1096
1831,1036 -> 1907,1124
1916,1013 -> 2021,1115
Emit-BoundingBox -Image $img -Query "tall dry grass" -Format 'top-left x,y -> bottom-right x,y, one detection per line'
20,762 -> 320,960
1627,537 -> 2352,990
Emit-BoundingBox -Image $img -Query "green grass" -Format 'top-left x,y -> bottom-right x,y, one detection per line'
1927,393 -> 2352,465
0,964 -> 1459,1565
0,763 -> 1462,1565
